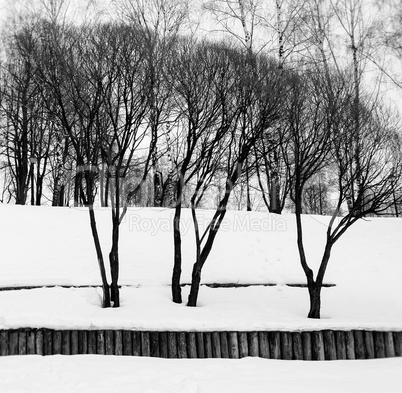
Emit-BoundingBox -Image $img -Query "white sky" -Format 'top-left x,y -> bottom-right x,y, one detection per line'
0,0 -> 401,111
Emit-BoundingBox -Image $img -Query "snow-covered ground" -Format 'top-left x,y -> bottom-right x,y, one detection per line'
1,356 -> 401,393
0,204 -> 401,331
0,204 -> 401,392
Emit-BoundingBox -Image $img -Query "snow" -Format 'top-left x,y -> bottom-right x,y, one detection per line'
0,204 -> 401,331
0,204 -> 401,392
0,356 -> 401,393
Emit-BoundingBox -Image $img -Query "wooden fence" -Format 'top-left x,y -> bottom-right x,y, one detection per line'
1,329 -> 401,360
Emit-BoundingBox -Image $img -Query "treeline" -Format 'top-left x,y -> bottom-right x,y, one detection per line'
0,0 -> 401,215
0,0 -> 402,318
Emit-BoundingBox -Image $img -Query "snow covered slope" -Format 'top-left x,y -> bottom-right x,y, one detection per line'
0,204 -> 401,330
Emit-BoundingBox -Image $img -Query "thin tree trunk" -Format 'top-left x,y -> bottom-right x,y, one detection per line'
86,172 -> 111,308
74,170 -> 82,207
188,258 -> 203,307
172,197 -> 183,303
109,175 -> 120,308
246,159 -> 252,211
104,174 -> 109,207
308,283 -> 321,319
35,174 -> 44,206
30,163 -> 35,205
16,165 -> 28,205
59,184 -> 65,207
188,200 -> 229,306
109,217 -> 120,307
100,162 -> 105,207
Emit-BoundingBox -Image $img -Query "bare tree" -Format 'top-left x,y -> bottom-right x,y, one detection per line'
35,20 -> 112,306
285,65 -> 402,318
93,22 -> 151,307
113,0 -> 190,208
0,15 -> 54,205
187,49 -> 284,307
166,38 -> 231,303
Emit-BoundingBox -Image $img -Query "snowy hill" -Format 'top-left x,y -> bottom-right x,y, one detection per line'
0,204 -> 401,331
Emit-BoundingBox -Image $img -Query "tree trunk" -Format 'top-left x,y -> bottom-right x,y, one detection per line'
109,217 -> 120,307
86,172 -> 111,308
100,163 -> 105,207
104,174 -> 109,207
52,174 -> 64,207
59,184 -> 65,207
171,169 -> 185,304
15,166 -> 28,205
154,171 -> 163,207
269,172 -> 281,214
308,283 -> 321,319
187,260 -> 202,307
30,163 -> 35,206
187,209 -> 228,307
74,170 -> 82,207
36,175 -> 43,206
88,205 -> 111,308
172,200 -> 183,303
245,159 -> 252,211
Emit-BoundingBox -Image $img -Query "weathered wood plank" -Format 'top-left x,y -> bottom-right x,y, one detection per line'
281,332 -> 293,360
211,332 -> 221,358
393,332 -> 402,357
123,331 -> 133,356
62,330 -> 71,355
0,331 -> 8,356
132,331 -> 141,356
335,331 -> 346,360
18,330 -> 27,355
258,332 -> 270,359
167,332 -> 178,359
9,331 -> 19,355
302,332 -> 312,361
196,332 -> 205,359
374,331 -> 385,358
150,332 -> 160,358
228,332 -> 239,359
159,332 -> 168,358
141,332 -> 150,357
204,333 -> 213,358
248,332 -> 259,357
311,331 -> 325,361
187,332 -> 198,359
115,331 -> 123,356
88,331 -> 97,354
353,330 -> 365,359
364,331 -> 375,359
177,332 -> 187,358
219,332 -> 229,359
238,332 -> 249,358
384,332 -> 395,357
345,331 -> 355,360
78,330 -> 88,354
42,329 -> 52,355
269,332 -> 281,360
323,331 -> 337,360
105,330 -> 114,355
96,331 -> 105,355
292,332 -> 303,360
71,331 -> 79,355
53,331 -> 62,355
27,330 -> 36,355
36,329 -> 44,356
